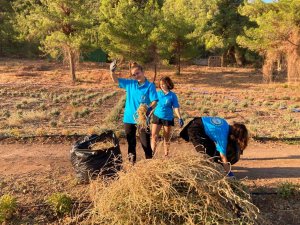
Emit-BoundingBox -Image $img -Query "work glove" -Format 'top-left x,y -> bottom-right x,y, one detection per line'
110,59 -> 117,72
178,118 -> 184,128
227,171 -> 235,178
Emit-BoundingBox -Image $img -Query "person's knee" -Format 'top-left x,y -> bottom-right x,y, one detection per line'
164,137 -> 170,144
151,133 -> 158,141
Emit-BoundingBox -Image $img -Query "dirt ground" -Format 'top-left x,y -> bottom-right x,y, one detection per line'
1,59 -> 300,224
1,140 -> 300,186
0,140 -> 300,224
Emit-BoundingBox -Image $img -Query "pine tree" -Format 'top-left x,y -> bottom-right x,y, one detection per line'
13,0 -> 96,81
98,0 -> 162,78
155,0 -> 199,75
0,0 -> 15,55
238,0 -> 300,82
199,0 -> 253,66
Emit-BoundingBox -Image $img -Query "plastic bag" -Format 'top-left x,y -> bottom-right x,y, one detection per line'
70,130 -> 122,183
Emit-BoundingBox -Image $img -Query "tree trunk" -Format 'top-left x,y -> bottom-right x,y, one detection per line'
262,53 -> 275,83
221,52 -> 227,67
68,49 -> 76,82
153,63 -> 157,83
177,53 -> 181,75
286,31 -> 300,83
234,46 -> 245,67
286,50 -> 300,83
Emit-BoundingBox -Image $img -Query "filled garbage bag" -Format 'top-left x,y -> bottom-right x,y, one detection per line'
70,130 -> 122,183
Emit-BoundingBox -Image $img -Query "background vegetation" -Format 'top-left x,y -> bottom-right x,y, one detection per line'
0,0 -> 299,81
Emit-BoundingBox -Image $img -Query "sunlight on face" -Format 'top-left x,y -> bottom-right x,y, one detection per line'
160,80 -> 169,91
131,68 -> 145,82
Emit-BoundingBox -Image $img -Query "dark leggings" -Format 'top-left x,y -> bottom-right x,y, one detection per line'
124,123 -> 152,163
180,117 -> 218,158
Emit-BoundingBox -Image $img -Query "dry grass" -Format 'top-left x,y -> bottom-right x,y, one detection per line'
135,104 -> 148,129
5,111 -> 48,127
87,151 -> 261,225
90,141 -> 115,151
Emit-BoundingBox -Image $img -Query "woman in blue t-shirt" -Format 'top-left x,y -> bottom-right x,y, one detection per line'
180,117 -> 248,176
151,76 -> 184,156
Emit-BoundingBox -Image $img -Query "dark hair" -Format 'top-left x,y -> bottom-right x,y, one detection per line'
160,76 -> 174,90
130,62 -> 144,72
229,123 -> 249,151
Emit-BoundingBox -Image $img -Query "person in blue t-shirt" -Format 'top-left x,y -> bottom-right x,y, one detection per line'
179,117 -> 248,176
110,60 -> 158,163
151,76 -> 184,156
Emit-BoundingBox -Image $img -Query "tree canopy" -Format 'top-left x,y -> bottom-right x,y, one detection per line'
238,0 -> 300,82
0,0 -> 299,82
14,0 -> 96,81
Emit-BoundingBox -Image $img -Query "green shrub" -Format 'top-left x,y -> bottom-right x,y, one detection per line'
105,96 -> 125,123
46,193 -> 72,216
73,111 -> 80,119
71,100 -> 79,107
79,108 -> 91,118
240,100 -> 249,108
3,110 -> 11,118
16,103 -> 22,109
50,109 -> 60,117
50,121 -> 57,127
0,194 -> 17,222
278,182 -> 299,198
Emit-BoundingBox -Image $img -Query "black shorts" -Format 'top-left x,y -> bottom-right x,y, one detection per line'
152,114 -> 174,126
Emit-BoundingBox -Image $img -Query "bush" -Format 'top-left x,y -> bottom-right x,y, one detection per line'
46,193 -> 72,216
278,182 -> 300,198
0,194 -> 17,222
50,109 -> 60,117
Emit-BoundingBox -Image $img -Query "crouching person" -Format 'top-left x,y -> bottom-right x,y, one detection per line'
180,117 -> 248,177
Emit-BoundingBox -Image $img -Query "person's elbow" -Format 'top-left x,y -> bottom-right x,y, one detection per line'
151,100 -> 157,107
220,153 -> 228,163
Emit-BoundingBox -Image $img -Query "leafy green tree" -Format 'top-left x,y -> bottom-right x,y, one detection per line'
238,0 -> 300,82
14,0 -> 96,81
0,0 -> 16,55
99,0 -> 162,78
200,0 -> 253,66
155,0 -> 200,75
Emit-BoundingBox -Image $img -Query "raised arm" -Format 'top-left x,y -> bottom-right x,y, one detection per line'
109,60 -> 118,84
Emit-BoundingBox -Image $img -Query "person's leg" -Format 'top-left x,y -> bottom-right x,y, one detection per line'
151,123 -> 162,155
124,123 -> 137,163
162,125 -> 172,156
187,118 -> 207,153
138,126 -> 152,159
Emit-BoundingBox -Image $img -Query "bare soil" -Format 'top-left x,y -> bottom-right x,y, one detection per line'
1,59 -> 300,224
0,140 -> 300,224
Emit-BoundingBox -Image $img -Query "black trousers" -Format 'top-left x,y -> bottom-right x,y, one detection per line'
124,123 -> 152,163
180,117 -> 218,158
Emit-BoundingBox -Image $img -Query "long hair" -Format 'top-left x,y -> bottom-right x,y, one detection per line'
160,76 -> 174,90
229,123 -> 249,151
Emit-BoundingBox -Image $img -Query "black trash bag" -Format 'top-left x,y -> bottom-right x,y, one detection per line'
70,130 -> 122,183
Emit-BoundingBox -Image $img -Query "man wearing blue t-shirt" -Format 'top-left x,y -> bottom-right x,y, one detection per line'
110,60 -> 158,163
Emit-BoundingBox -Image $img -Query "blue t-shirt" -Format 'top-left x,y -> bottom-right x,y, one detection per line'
118,78 -> 158,124
201,117 -> 229,156
154,90 -> 179,121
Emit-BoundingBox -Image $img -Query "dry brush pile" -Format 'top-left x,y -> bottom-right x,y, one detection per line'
87,151 -> 262,225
